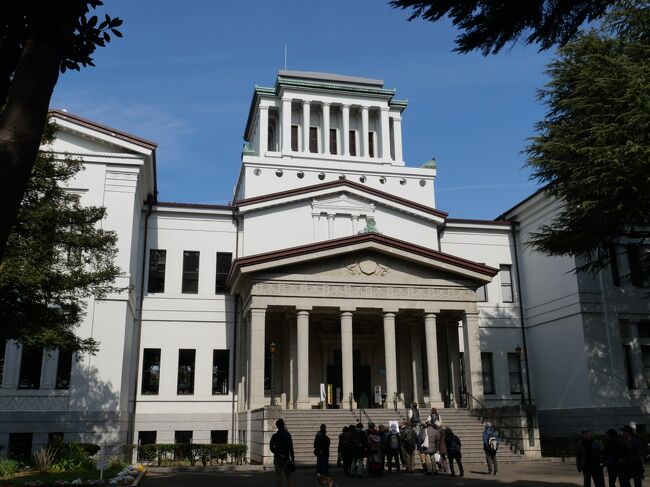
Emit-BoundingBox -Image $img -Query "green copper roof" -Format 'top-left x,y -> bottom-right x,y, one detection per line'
421,157 -> 437,169
390,99 -> 408,107
277,76 -> 396,97
254,85 -> 275,95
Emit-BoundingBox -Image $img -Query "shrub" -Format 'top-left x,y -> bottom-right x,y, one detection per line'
33,446 -> 58,472
50,441 -> 99,471
136,443 -> 248,466
0,459 -> 20,478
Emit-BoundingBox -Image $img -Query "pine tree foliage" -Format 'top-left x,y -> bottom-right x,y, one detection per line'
525,1 -> 650,274
0,121 -> 122,353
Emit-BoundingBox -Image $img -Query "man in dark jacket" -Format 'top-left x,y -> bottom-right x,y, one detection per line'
445,427 -> 464,477
400,420 -> 417,472
576,429 -> 605,487
314,424 -> 331,478
604,429 -> 625,487
620,425 -> 645,487
270,418 -> 295,487
351,422 -> 366,478
483,422 -> 499,476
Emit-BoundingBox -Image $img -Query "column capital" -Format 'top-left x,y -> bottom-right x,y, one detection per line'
340,310 -> 354,318
282,97 -> 293,103
424,312 -> 438,319
301,99 -> 311,107
341,103 -> 351,109
296,309 -> 310,317
322,101 -> 331,107
250,307 -> 267,315
361,105 -> 370,111
380,106 -> 390,112
259,105 -> 269,112
383,312 -> 396,319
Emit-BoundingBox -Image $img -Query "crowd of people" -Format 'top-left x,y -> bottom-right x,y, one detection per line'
269,404 -> 503,487
577,426 -> 645,487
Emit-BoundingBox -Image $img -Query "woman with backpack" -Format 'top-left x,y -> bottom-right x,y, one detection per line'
445,427 -> 464,477
386,423 -> 402,472
367,424 -> 383,476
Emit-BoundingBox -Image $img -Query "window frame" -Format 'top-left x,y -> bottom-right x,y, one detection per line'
18,345 -> 43,390
212,349 -> 230,395
349,130 -> 357,156
368,131 -> 376,157
55,349 -> 73,390
329,128 -> 337,155
500,264 -> 514,303
507,352 -> 522,395
291,124 -> 299,152
177,349 -> 196,395
181,251 -> 200,294
481,352 -> 495,395
141,348 -> 161,395
309,126 -> 318,153
215,252 -> 232,294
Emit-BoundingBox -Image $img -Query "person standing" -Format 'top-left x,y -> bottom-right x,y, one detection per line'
386,423 -> 402,473
576,429 -> 605,487
604,429 -> 625,487
445,427 -> 464,477
417,421 -> 429,473
350,422 -> 366,478
400,420 -> 417,473
314,424 -> 331,480
436,421 -> 448,473
483,422 -> 499,476
340,425 -> 353,476
620,425 -> 645,487
367,423 -> 383,476
428,407 -> 442,425
408,402 -> 421,433
424,420 -> 441,475
270,418 -> 295,487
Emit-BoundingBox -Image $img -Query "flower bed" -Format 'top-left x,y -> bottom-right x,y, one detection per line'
137,444 -> 246,467
10,465 -> 145,487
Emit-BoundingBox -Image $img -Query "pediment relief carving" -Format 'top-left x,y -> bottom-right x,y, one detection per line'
312,193 -> 375,215
346,258 -> 389,277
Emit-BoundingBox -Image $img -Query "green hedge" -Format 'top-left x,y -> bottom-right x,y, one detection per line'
138,443 -> 247,466
541,434 -> 650,458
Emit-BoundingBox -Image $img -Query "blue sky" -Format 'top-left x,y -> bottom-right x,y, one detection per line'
51,0 -> 555,219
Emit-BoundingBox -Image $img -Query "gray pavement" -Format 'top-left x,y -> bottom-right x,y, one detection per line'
144,460 -> 591,487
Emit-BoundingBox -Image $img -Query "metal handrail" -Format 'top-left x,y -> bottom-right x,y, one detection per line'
465,391 -> 526,451
349,392 -> 371,424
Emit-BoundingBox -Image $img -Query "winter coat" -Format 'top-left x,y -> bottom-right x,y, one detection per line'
426,426 -> 441,454
576,439 -> 604,472
314,431 -> 330,457
401,425 -> 417,452
483,427 -> 499,454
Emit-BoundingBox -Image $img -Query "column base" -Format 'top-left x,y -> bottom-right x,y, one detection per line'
296,400 -> 311,410
428,400 -> 445,409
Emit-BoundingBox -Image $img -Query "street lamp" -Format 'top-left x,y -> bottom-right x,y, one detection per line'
270,342 -> 277,406
515,345 -> 526,405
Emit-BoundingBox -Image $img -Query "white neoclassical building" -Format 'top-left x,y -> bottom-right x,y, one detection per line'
1,71 -> 648,463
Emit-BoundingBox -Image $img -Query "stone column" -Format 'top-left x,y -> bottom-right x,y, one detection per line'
361,106 -> 369,157
302,100 -> 311,154
392,115 -> 403,163
259,105 -> 268,156
424,313 -> 443,407
383,312 -> 398,407
296,310 -> 310,408
327,214 -> 334,239
448,323 -> 461,407
410,322 -> 424,405
322,102 -> 330,154
281,98 -> 292,154
341,311 -> 355,407
342,104 -> 350,157
629,321 -> 647,390
249,308 -> 266,410
289,313 -> 298,408
380,107 -> 390,161
461,313 -> 484,407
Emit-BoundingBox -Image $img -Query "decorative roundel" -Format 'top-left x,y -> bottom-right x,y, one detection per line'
379,177 -> 386,184
275,169 -> 283,177
339,174 -> 346,180
318,173 -> 326,180
400,178 -> 407,186
419,179 -> 426,187
297,171 -> 304,179
359,176 -> 366,183
253,168 -> 261,176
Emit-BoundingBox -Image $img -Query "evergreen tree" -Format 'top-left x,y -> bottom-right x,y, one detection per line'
0,121 -> 122,354
525,1 -> 650,274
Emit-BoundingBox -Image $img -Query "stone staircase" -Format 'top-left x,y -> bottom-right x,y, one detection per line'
282,407 -> 529,466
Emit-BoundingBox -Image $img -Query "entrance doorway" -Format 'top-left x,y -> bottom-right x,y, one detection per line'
353,365 -> 372,408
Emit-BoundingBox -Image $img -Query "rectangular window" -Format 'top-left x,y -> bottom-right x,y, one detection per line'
368,131 -> 375,157
642,345 -> 650,388
177,349 -> 195,395
141,348 -> 161,395
507,353 -> 522,394
212,350 -> 230,395
181,251 -> 200,294
215,252 -> 232,294
476,285 -> 487,302
639,320 -> 650,339
0,340 -> 5,387
349,130 -> 357,156
329,128 -> 337,154
609,245 -> 620,286
291,125 -> 299,151
8,433 -> 33,463
18,346 -> 42,389
138,431 -> 157,446
309,127 -> 318,153
481,352 -> 495,394
627,244 -> 650,287
620,319 -> 629,338
147,249 -> 166,293
500,265 -> 514,303
55,349 -> 73,390
623,345 -> 635,389
267,123 -> 275,152
211,430 -> 228,444
175,430 -> 193,444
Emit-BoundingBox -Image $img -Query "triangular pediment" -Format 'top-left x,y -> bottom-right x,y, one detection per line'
312,193 -> 375,214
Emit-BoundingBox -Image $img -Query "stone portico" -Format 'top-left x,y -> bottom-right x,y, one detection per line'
229,233 -> 497,413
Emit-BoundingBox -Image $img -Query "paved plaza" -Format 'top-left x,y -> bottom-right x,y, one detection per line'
144,461 -> 590,487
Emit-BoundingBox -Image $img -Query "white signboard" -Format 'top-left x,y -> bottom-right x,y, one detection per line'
320,383 -> 326,402
374,385 -> 382,405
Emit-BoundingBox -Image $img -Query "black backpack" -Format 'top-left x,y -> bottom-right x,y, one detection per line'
448,434 -> 461,454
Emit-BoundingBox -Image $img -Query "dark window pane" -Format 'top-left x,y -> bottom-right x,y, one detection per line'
267,124 -> 275,151
177,349 -> 195,395
368,131 -> 375,157
291,125 -> 299,151
142,348 -> 161,395
309,127 -> 318,153
349,130 -> 357,156
609,245 -> 620,286
175,430 -> 192,444
55,349 -> 73,390
215,252 -> 232,294
148,249 -> 166,293
8,433 -> 32,463
628,245 -> 643,287
507,353 -> 522,394
623,345 -> 635,389
0,340 -> 5,386
182,251 -> 200,294
18,346 -> 42,389
211,430 -> 228,444
212,350 -> 230,394
481,352 -> 494,394
642,346 -> 650,388
329,129 -> 337,155
138,431 -> 157,446
639,321 -> 650,338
